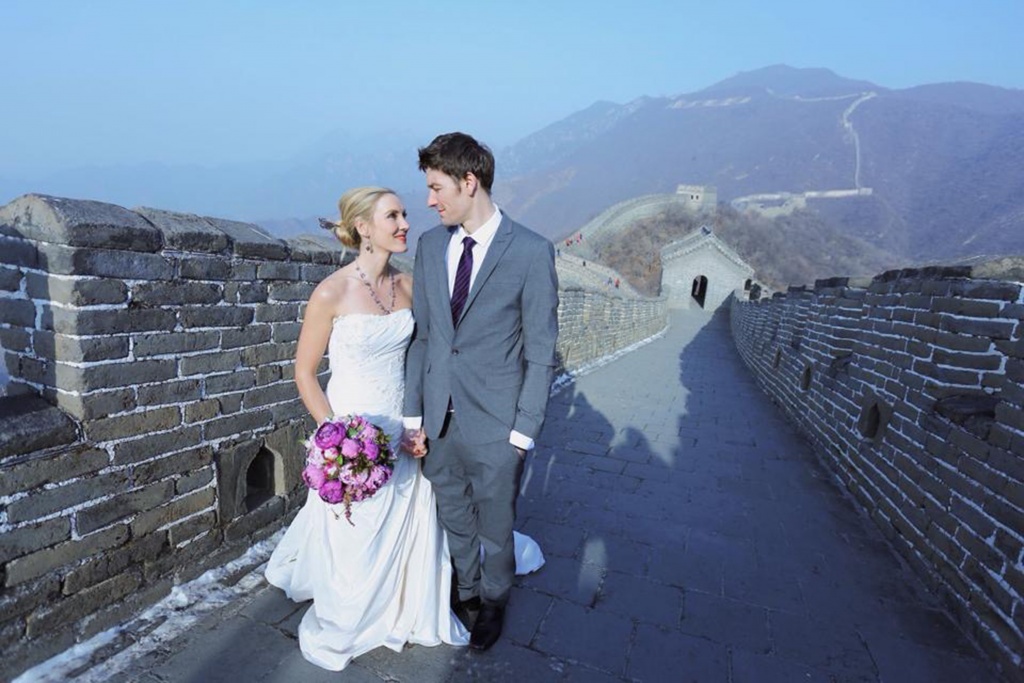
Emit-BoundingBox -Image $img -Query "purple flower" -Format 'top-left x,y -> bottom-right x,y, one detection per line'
363,441 -> 380,461
322,447 -> 338,462
359,424 -> 379,442
314,421 -> 345,449
302,464 -> 326,490
319,479 -> 344,504
339,462 -> 368,486
340,438 -> 360,459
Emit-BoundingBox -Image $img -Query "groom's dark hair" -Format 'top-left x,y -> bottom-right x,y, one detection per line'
418,132 -> 495,193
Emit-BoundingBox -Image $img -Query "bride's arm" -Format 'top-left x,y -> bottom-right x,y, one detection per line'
294,284 -> 338,424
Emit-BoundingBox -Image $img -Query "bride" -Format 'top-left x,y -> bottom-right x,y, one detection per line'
265,186 -> 542,671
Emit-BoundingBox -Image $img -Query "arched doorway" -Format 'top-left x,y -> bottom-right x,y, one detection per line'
691,275 -> 708,309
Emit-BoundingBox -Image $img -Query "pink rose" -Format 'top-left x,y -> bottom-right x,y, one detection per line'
340,438 -> 360,459
359,425 -> 379,442
319,479 -> 344,504
302,464 -> 326,490
314,421 -> 344,449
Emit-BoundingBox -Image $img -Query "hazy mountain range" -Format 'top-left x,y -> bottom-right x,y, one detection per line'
3,65 -> 1022,268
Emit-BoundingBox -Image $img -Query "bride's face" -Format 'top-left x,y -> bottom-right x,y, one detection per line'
366,194 -> 410,254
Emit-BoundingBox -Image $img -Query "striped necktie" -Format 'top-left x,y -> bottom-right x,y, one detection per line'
450,236 -> 476,326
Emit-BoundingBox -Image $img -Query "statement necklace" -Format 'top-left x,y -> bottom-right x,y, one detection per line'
354,262 -> 396,314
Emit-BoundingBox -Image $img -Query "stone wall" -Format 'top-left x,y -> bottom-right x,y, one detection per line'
730,267 -> 1024,679
0,193 -> 665,680
557,287 -> 667,372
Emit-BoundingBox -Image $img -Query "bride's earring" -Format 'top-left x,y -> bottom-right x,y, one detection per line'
364,240 -> 374,254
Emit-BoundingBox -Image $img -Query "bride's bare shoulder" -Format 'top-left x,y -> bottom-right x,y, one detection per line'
308,266 -> 358,310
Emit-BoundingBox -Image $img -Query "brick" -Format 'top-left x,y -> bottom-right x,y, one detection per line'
134,206 -> 229,252
76,576 -> 172,641
268,282 -> 314,302
229,261 -> 258,280
202,216 -> 288,260
43,306 -> 177,336
256,262 -> 302,280
0,236 -> 38,268
167,510 -> 217,547
0,446 -> 108,497
56,387 -> 136,421
76,480 -> 176,534
255,365 -> 282,385
0,575 -> 60,621
111,425 -> 202,465
220,325 -> 272,349
983,497 -> 1024,538
254,302 -> 300,323
0,299 -> 35,326
931,297 -> 1004,317
32,331 -> 130,363
178,306 -> 253,329
271,322 -> 301,343
62,531 -> 168,595
176,466 -> 214,494
0,517 -> 71,563
205,369 -> 256,395
932,349 -> 1003,371
131,486 -> 217,537
241,342 -> 296,366
938,315 -> 1016,339
0,265 -> 22,290
224,281 -> 268,304
933,331 -> 995,353
132,281 -> 223,307
6,470 -> 129,524
4,524 -> 129,586
302,264 -> 338,281
911,360 -> 980,386
180,350 -> 241,376
242,382 -> 297,409
184,399 -> 220,423
203,409 -> 273,440
224,496 -> 285,542
83,406 -> 181,442
26,570 -> 142,638
24,272 -> 128,305
0,325 -> 30,352
137,379 -> 202,405
62,358 -> 177,392
179,256 -> 231,280
133,330 -> 220,357
35,242 -> 173,279
131,445 -> 213,486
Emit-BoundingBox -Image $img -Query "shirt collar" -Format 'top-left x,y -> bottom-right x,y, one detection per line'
456,207 -> 502,249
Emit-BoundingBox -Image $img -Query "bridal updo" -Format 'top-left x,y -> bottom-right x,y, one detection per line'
321,186 -> 396,249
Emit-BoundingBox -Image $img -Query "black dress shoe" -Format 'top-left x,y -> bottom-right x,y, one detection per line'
453,596 -> 481,630
469,603 -> 504,651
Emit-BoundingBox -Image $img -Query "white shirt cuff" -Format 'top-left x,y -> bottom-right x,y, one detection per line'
510,430 -> 534,450
403,416 -> 422,430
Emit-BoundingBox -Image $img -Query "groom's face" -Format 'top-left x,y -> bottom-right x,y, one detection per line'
425,168 -> 471,227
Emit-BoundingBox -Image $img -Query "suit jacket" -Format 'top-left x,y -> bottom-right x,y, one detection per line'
404,215 -> 559,445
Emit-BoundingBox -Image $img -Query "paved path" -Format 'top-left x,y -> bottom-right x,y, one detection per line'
100,309 -> 1002,682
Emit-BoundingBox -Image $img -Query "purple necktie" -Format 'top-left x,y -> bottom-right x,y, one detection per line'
450,236 -> 476,326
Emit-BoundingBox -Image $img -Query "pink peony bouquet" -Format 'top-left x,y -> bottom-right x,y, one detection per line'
301,414 -> 397,524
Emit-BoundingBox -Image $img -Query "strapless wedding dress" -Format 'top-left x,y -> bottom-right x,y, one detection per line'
265,309 -> 543,671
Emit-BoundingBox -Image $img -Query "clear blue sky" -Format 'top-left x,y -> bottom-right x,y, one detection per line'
2,0 -> 1021,176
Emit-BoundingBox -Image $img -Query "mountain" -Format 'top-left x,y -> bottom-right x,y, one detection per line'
495,66 -> 1024,265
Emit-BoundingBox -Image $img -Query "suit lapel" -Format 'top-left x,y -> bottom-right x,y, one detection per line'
456,216 -> 513,327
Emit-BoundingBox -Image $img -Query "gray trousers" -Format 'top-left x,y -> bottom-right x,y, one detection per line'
421,412 -> 525,606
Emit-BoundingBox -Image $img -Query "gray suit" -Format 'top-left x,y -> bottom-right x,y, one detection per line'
404,215 -> 558,605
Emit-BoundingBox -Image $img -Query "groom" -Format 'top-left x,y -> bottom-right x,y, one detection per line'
402,132 -> 559,651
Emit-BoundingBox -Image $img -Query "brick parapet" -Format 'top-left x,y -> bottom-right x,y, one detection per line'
731,267 -> 1024,680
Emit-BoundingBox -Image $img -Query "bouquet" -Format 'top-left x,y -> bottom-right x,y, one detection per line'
301,414 -> 397,524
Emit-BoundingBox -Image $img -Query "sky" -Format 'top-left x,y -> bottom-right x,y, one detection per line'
1,0 -> 1022,177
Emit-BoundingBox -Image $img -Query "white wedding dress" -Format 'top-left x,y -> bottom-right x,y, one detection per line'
265,309 -> 543,671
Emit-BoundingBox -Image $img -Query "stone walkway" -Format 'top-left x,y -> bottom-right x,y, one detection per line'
98,309 -> 1002,682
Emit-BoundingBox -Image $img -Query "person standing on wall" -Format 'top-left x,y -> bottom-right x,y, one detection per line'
402,132 -> 559,651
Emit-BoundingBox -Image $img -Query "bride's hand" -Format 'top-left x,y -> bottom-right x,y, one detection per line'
401,428 -> 428,458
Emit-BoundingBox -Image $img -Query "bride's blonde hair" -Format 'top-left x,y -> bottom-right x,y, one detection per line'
321,186 -> 396,249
